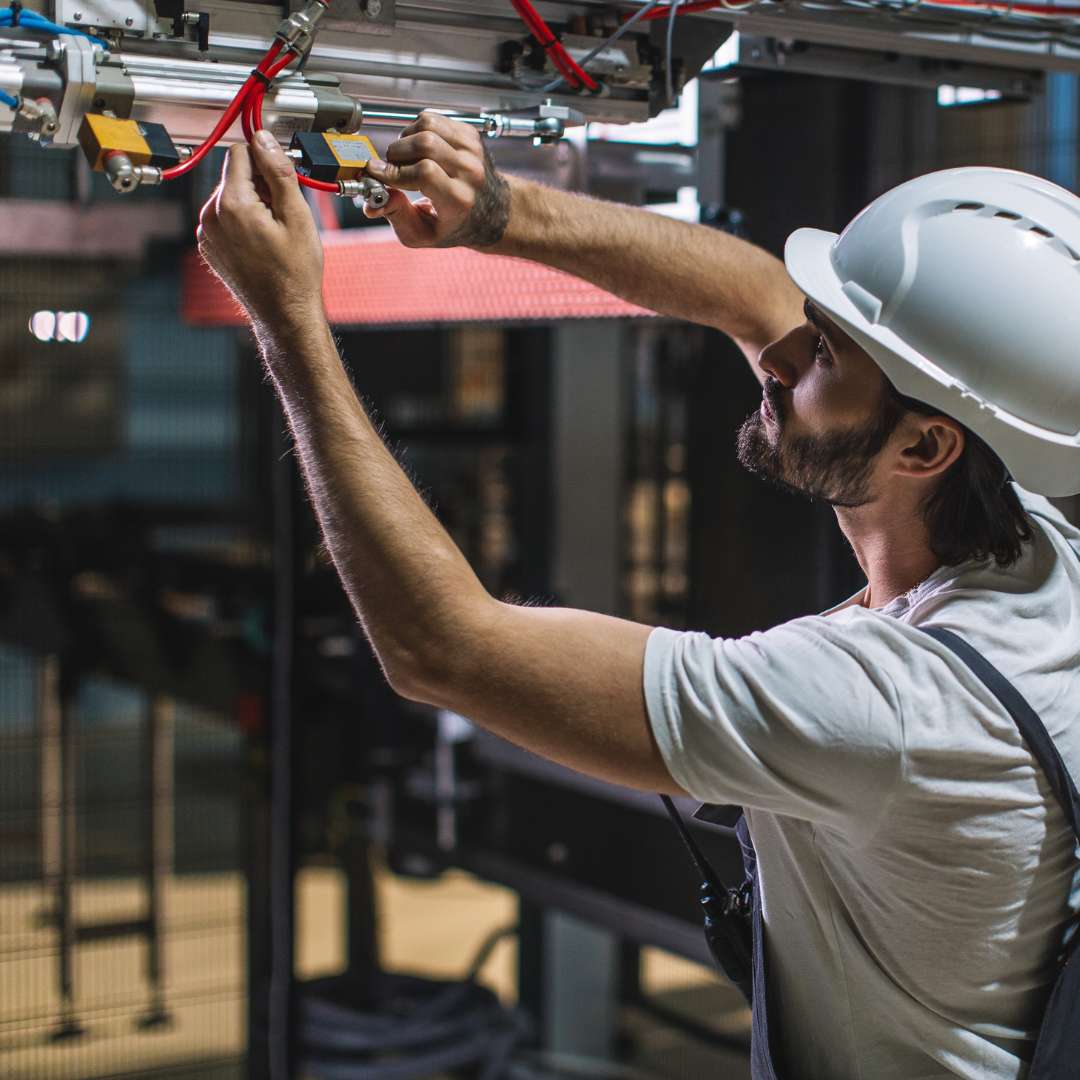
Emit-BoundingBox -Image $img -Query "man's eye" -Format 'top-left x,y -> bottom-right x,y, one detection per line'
814,335 -> 832,366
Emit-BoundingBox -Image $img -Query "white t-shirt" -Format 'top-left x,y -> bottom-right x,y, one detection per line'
644,487 -> 1080,1079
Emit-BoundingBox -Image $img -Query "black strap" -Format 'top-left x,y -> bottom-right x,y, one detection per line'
921,626 -> 1080,844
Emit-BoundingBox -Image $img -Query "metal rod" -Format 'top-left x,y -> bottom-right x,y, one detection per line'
358,106 -> 496,133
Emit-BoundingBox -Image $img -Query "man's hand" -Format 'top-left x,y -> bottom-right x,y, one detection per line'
197,131 -> 325,328
364,111 -> 511,249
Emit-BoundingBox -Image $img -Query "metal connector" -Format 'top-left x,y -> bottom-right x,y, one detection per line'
340,176 -> 389,208
104,151 -> 136,192
18,96 -> 58,140
352,106 -> 572,143
134,164 -> 163,186
103,153 -> 163,192
275,0 -> 327,52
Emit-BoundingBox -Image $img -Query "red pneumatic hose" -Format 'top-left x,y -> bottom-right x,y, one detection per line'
509,0 -> 599,91
161,39 -> 285,180
161,0 -> 341,187
243,48 -> 339,191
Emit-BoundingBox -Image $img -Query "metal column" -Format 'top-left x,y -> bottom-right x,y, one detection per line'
520,321 -> 627,1060
138,695 -> 174,1029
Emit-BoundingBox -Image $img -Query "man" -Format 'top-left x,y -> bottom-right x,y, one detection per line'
197,120 -> 1080,1078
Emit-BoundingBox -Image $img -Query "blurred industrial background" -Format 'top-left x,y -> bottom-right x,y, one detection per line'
3,27 -> 1080,1080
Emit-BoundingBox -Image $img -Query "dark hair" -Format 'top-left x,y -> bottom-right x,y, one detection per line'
879,381 -> 1033,568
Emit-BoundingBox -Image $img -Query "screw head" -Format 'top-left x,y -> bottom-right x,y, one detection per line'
124,16 -> 133,25
365,0 -> 382,16
72,11 -> 82,19
545,842 -> 569,866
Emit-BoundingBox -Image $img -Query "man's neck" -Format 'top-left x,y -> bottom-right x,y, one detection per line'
834,503 -> 942,609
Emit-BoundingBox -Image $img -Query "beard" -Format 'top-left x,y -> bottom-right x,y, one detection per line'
736,379 -> 902,508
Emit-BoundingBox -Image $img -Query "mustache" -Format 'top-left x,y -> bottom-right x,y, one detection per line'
762,377 -> 784,424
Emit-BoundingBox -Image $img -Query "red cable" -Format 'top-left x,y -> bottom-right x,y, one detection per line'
510,0 -> 580,86
161,38 -> 284,179
163,42 -> 281,178
510,0 -> 599,91
637,0 -> 1080,14
246,49 -> 339,191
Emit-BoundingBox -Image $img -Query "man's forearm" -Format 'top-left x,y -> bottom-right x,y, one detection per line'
488,176 -> 804,364
255,311 -> 488,690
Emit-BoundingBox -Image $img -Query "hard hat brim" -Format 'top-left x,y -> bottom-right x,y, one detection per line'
784,226 -> 1080,496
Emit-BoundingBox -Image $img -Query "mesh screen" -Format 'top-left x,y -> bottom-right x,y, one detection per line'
0,250 -> 254,1080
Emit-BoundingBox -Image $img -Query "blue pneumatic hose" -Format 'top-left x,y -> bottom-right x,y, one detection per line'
0,7 -> 104,39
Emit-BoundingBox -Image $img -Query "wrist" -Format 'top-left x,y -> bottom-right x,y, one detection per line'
481,174 -> 533,257
252,297 -> 328,344
483,174 -> 563,261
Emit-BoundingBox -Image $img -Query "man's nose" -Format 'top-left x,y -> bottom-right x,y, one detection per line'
757,326 -> 807,388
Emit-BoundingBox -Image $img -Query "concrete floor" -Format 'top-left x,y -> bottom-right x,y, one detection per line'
1,864 -> 749,1079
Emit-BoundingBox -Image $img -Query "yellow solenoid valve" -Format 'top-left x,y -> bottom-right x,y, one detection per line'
289,131 -> 379,183
79,114 -> 181,172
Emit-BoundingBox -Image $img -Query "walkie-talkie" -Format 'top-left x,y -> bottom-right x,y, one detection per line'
660,795 -> 754,1003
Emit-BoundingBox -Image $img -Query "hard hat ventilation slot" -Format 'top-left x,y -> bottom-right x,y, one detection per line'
1030,225 -> 1053,238
953,202 -> 984,211
994,210 -> 1022,221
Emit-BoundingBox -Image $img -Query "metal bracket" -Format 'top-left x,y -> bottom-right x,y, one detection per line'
54,0 -> 155,36
290,0 -> 395,36
725,34 -> 1042,99
49,34 -> 99,147
89,57 -> 134,116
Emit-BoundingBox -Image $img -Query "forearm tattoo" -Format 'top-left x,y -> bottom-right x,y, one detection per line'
438,142 -> 511,249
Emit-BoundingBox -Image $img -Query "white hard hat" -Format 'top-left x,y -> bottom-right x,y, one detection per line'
784,166 -> 1080,497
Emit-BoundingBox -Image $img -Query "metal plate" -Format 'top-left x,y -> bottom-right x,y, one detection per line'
53,0 -> 155,34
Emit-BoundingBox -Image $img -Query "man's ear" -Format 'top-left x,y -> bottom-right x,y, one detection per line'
893,413 -> 965,480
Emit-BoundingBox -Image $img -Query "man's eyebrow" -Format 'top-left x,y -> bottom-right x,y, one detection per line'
803,299 -> 823,327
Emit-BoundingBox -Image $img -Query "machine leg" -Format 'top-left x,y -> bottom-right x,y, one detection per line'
518,901 -> 621,1060
51,665 -> 84,1041
138,694 -> 174,1029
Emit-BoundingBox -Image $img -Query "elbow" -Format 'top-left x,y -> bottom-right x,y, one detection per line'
384,662 -> 437,706
377,642 -> 440,705
378,634 -> 463,709
372,590 -> 496,708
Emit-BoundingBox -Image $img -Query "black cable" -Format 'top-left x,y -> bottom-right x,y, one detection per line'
665,0 -> 683,105
659,794 -> 717,883
537,0 -> 665,95
298,925 -> 527,1079
466,922 -> 518,980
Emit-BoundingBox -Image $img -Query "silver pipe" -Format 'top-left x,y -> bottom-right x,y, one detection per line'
357,106 -> 497,133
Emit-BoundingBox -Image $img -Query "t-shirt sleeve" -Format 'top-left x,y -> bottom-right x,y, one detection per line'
644,615 -> 907,829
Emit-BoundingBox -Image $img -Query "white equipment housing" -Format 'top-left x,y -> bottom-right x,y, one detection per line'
0,0 -> 1078,165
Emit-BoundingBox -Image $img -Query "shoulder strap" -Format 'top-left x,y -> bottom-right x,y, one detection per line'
921,626 -> 1080,842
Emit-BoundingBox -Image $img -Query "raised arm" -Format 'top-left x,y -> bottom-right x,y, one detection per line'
365,112 -> 804,379
197,137 -> 682,795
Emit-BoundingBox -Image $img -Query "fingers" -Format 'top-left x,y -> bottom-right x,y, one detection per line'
198,184 -> 220,233
362,188 -> 437,247
366,156 -> 473,212
218,142 -> 260,208
384,130 -> 467,178
249,130 -> 308,223
399,110 -> 482,153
